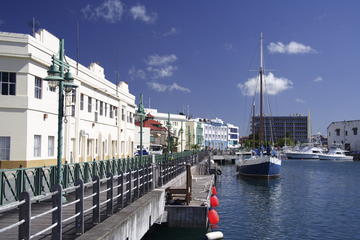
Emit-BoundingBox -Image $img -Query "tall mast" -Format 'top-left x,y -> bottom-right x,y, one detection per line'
252,103 -> 255,148
259,33 -> 264,146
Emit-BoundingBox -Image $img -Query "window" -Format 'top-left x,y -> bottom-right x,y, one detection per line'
345,131 -> 348,136
88,97 -> 92,112
48,136 -> 54,156
95,99 -> 98,111
100,101 -> 103,115
80,94 -> 84,110
114,107 -> 117,117
121,108 -> 125,121
95,112 -> 98,122
335,129 -> 340,136
0,137 -> 10,160
110,105 -> 114,118
34,135 -> 41,157
0,72 -> 16,95
34,76 -> 42,99
105,103 -> 107,117
71,89 -> 76,117
353,128 -> 358,135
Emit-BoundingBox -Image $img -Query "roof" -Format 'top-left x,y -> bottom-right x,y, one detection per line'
135,119 -> 167,131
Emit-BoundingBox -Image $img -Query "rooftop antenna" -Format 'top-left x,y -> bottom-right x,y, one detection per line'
28,17 -> 40,37
76,21 -> 80,75
148,97 -> 151,108
187,105 -> 190,119
115,71 -> 119,96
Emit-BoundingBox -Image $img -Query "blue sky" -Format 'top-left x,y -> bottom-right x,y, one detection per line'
1,0 -> 359,136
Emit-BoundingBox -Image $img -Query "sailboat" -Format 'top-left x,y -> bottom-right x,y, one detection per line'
236,33 -> 282,178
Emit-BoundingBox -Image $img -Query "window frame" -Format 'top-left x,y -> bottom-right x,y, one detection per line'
0,72 -> 16,95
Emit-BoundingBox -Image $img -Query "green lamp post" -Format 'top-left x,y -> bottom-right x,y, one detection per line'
166,113 -> 172,154
44,39 -> 78,186
179,127 -> 184,152
136,94 -> 146,162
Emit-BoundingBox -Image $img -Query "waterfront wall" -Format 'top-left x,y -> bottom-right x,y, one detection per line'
77,189 -> 165,240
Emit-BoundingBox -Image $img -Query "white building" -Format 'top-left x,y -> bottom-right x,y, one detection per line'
0,29 -> 136,168
144,108 -> 187,152
327,120 -> 360,151
227,123 -> 240,149
134,126 -> 150,153
185,118 -> 204,150
203,118 -> 228,150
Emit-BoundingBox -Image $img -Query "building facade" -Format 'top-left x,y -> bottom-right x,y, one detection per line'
227,124 -> 239,149
203,118 -> 228,150
144,108 -> 187,152
185,118 -> 204,150
327,120 -> 360,151
0,29 -> 136,168
251,115 -> 310,144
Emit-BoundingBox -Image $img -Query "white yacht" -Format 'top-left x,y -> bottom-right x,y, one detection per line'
318,147 -> 353,161
285,145 -> 323,160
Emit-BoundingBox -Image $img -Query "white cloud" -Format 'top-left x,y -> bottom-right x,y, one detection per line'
163,27 -> 178,37
130,5 -> 157,23
224,43 -> 234,51
295,98 -> 305,103
81,0 -> 124,23
268,41 -> 316,54
237,72 -> 293,96
314,76 -> 323,82
148,82 -> 190,93
128,66 -> 146,80
146,54 -> 177,66
145,54 -> 178,79
147,65 -> 177,79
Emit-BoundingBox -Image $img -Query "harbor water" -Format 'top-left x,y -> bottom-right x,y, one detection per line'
143,160 -> 360,239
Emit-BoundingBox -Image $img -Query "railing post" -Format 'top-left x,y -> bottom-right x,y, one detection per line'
144,157 -> 148,194
50,166 -> 56,189
63,164 -> 68,189
0,172 -> 4,205
19,191 -> 31,240
117,170 -> 124,210
106,174 -> 113,216
75,179 -> 84,235
136,158 -> 140,200
34,168 -> 42,196
84,162 -> 89,183
16,168 -> 24,201
92,176 -> 100,224
74,163 -> 80,182
52,184 -> 62,240
92,161 -> 97,179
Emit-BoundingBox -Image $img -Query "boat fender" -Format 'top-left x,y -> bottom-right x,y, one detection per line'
216,169 -> 222,175
205,231 -> 224,240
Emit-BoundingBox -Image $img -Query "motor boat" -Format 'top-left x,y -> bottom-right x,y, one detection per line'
285,145 -> 323,160
318,147 -> 353,161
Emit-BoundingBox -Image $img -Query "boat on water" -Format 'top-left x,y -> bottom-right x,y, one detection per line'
236,33 -> 281,178
318,147 -> 353,161
285,145 -> 324,160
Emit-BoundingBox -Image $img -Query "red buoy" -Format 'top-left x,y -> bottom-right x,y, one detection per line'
210,195 -> 219,208
211,186 -> 217,195
208,209 -> 220,225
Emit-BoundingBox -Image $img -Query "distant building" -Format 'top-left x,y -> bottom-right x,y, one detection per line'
203,118 -> 228,150
327,120 -> 360,151
185,118 -> 204,150
227,124 -> 240,149
251,114 -> 310,143
144,108 -> 187,152
135,113 -> 167,149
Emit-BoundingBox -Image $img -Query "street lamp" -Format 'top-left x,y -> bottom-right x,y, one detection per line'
179,127 -> 183,152
44,39 -> 78,186
136,94 -> 145,162
166,113 -> 172,154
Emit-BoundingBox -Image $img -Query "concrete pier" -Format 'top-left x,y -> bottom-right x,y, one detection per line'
76,189 -> 165,240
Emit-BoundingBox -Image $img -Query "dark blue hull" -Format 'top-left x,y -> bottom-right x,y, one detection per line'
237,160 -> 281,178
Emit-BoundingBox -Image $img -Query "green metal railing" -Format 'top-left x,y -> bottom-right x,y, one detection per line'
0,151 -> 204,205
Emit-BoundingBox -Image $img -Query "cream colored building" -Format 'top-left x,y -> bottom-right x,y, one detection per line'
0,29 -> 136,168
144,108 -> 187,152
